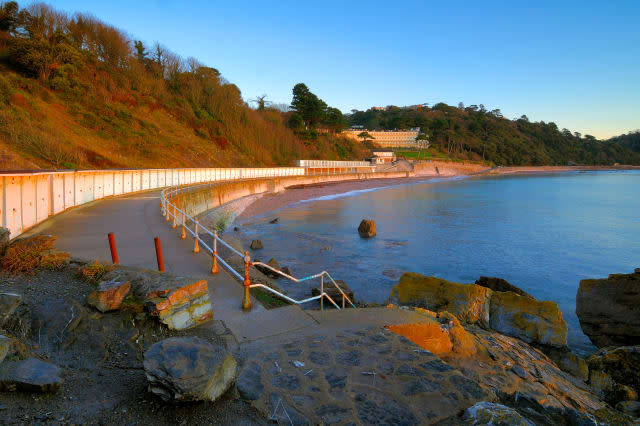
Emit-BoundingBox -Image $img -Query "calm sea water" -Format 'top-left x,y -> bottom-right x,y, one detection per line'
233,171 -> 640,354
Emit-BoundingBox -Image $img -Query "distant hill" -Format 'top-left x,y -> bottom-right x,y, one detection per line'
608,131 -> 640,154
347,105 -> 640,166
0,2 -> 367,170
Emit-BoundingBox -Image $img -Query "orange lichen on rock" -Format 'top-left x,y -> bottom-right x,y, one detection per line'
87,280 -> 131,312
386,323 -> 453,354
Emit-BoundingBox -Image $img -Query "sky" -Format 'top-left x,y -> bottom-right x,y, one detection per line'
24,1 -> 640,139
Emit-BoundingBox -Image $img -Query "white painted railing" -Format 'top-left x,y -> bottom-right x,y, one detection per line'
0,167 -> 304,239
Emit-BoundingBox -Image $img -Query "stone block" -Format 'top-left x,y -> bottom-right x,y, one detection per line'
87,280 -> 131,312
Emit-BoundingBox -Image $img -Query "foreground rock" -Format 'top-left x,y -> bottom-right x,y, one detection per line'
391,273 -> 568,348
87,279 -> 131,312
311,279 -> 355,306
543,346 -> 589,381
254,258 -> 282,278
475,276 -> 533,299
489,291 -> 567,347
587,346 -> 640,402
143,337 -> 237,403
0,358 -> 63,393
357,219 -> 376,238
576,268 -> 640,348
0,292 -> 22,326
462,402 -> 534,425
99,268 -> 213,330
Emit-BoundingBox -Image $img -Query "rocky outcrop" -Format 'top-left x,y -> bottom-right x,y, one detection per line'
587,346 -> 640,402
357,219 -> 376,238
249,239 -> 263,250
543,346 -> 589,381
143,337 -> 237,403
475,276 -> 533,299
0,292 -> 22,326
87,279 -> 131,312
99,268 -> 213,330
576,269 -> 640,348
0,334 -> 10,363
489,291 -> 567,347
390,273 -> 491,326
462,402 -> 534,426
0,358 -> 63,393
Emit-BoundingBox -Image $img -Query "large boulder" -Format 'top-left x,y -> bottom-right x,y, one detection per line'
143,337 -> 237,403
390,273 -> 491,326
587,346 -> 640,400
0,292 -> 22,326
357,219 -> 376,238
576,269 -> 640,348
249,239 -> 263,250
489,291 -> 567,347
0,358 -> 63,393
475,276 -> 533,299
87,279 -> 131,312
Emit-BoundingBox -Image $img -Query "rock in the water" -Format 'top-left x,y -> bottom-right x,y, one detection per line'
576,269 -> 640,348
280,266 -> 292,277
489,291 -> 567,347
462,402 -> 535,426
357,219 -> 376,238
0,293 -> 22,326
0,335 -> 10,363
254,258 -> 281,278
143,337 -> 237,402
0,358 -> 63,393
616,401 -> 640,417
269,218 -> 279,224
544,346 -> 589,381
475,276 -> 533,299
311,280 -> 354,306
87,280 -> 131,312
390,273 -> 491,326
249,239 -> 263,250
587,346 -> 640,399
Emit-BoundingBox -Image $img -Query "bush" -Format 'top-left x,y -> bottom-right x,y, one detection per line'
77,260 -> 112,284
0,73 -> 13,104
0,234 -> 66,274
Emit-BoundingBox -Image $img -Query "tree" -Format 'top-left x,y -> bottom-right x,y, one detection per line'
251,94 -> 269,111
134,40 -> 147,62
325,107 -> 346,132
357,131 -> 374,144
290,83 -> 327,128
288,112 -> 304,130
0,1 -> 19,34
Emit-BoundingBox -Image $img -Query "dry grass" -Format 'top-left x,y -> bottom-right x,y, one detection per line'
0,234 -> 69,275
77,260 -> 113,284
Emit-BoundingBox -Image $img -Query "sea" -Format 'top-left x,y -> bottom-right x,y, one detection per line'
231,170 -> 640,355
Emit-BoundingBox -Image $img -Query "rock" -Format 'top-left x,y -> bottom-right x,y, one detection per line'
357,219 -> 376,238
512,364 -> 528,379
612,383 -> 638,403
234,226 -> 239,232
0,227 -> 10,255
0,358 -> 63,393
269,218 -> 279,224
254,258 -> 281,278
616,401 -> 640,417
101,268 -> 213,330
489,291 -> 567,347
143,337 -> 237,403
280,266 -> 292,277
462,402 -> 535,426
543,346 -> 589,381
0,335 -> 10,364
587,346 -> 640,398
475,276 -> 533,299
390,273 -> 491,326
87,280 -> 131,312
576,269 -> 640,348
311,280 -> 354,306
0,293 -> 22,326
249,239 -> 263,250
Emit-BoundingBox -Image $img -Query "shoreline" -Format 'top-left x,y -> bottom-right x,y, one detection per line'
236,164 -> 639,221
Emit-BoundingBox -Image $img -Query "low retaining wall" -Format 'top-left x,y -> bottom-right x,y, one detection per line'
413,160 -> 488,176
171,171 -> 413,220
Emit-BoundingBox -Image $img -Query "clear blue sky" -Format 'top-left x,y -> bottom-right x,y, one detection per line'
25,0 -> 640,138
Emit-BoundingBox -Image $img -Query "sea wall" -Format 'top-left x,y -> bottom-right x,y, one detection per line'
413,160 -> 488,176
171,171 -> 413,220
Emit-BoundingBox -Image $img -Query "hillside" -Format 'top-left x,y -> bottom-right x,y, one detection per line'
608,131 -> 640,154
0,2 -> 368,170
347,105 -> 640,166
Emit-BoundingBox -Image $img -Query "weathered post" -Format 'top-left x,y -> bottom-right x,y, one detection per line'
108,232 -> 119,264
211,231 -> 219,274
171,206 -> 177,228
180,212 -> 186,239
242,251 -> 252,310
154,237 -> 164,272
193,221 -> 200,253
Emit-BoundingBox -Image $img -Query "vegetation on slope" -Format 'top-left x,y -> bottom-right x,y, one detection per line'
608,131 -> 640,154
347,104 -> 640,166
0,2 -> 368,170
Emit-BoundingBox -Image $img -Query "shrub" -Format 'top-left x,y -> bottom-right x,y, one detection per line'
0,73 -> 13,104
0,234 -> 65,274
77,260 -> 112,284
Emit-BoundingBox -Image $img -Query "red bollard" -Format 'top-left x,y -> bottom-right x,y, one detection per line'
154,237 -> 164,272
108,232 -> 119,264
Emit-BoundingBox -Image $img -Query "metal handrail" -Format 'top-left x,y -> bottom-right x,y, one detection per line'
160,179 -> 357,310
